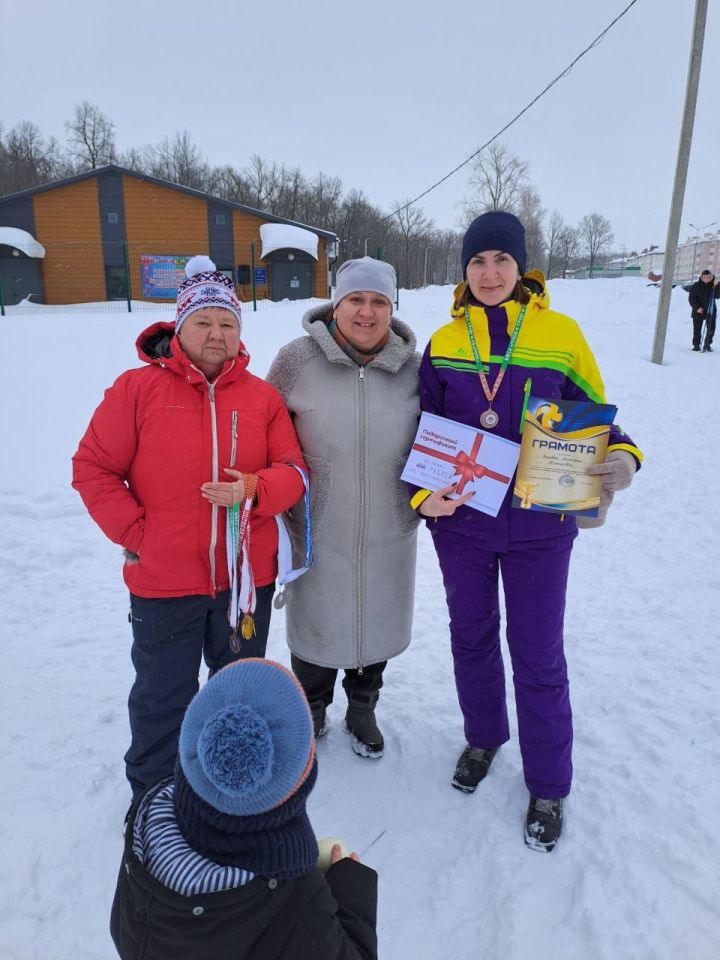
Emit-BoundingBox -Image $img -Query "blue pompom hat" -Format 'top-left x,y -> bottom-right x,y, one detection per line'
178,659 -> 315,817
460,211 -> 527,279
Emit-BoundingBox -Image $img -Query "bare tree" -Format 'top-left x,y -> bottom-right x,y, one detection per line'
465,142 -> 529,217
65,101 -> 116,169
580,213 -> 614,277
170,131 -> 208,189
392,200 -> 434,287
331,189 -> 387,262
0,121 -> 69,194
146,132 -> 209,190
545,210 -> 565,278
517,186 -> 545,272
244,155 -> 284,210
274,166 -> 306,221
558,226 -> 581,278
433,229 -> 463,285
205,164 -> 252,205
303,172 -> 343,226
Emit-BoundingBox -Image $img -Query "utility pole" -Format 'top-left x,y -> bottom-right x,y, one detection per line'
363,237 -> 374,257
652,0 -> 708,364
423,247 -> 429,287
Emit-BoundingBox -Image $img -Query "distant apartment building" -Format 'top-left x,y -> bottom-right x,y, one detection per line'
627,246 -> 665,279
673,232 -> 720,283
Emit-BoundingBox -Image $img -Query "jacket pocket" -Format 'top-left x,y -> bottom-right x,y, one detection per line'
122,517 -> 145,559
391,456 -> 420,535
286,454 -> 333,549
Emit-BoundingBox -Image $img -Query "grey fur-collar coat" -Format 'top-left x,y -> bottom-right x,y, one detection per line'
266,303 -> 420,669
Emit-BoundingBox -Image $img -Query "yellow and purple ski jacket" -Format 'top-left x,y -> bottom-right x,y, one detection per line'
409,277 -> 643,549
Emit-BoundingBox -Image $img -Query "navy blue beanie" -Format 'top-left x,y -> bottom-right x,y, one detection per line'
461,211 -> 527,279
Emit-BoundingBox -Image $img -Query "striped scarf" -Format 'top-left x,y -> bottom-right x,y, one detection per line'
133,781 -> 254,896
328,318 -> 388,365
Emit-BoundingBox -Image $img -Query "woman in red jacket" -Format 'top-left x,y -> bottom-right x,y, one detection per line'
73,256 -> 305,803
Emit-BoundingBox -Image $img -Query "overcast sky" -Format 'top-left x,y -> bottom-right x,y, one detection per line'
1,0 -> 718,253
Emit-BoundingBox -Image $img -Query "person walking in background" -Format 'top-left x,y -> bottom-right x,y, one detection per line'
689,269 -> 719,352
267,258 -> 420,759
111,658 -> 378,960
72,257 -> 305,805
409,212 -> 642,851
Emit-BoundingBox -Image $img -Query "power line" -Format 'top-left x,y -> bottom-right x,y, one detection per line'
382,0 -> 641,223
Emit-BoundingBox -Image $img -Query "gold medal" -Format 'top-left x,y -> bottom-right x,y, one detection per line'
241,614 -> 256,641
480,408 -> 499,429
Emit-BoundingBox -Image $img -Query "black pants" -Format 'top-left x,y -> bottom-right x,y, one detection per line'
125,584 -> 274,798
290,654 -> 386,711
693,314 -> 716,348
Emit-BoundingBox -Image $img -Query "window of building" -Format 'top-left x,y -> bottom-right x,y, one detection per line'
107,212 -> 118,224
215,214 -> 226,225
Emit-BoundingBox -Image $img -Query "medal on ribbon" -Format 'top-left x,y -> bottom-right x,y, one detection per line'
464,304 -> 527,430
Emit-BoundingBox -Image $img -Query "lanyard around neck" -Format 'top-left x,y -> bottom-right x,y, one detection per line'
463,303 -> 527,428
463,303 -> 527,379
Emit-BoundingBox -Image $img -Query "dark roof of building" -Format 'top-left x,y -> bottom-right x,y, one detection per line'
0,164 -> 339,240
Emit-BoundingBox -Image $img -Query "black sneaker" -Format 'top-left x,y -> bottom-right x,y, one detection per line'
693,346 -> 701,351
524,796 -> 563,852
451,745 -> 499,793
704,345 -> 713,352
345,696 -> 384,758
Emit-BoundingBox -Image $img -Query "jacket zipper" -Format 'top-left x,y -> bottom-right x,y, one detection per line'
208,383 -> 219,594
230,411 -> 238,467
189,362 -> 234,597
356,364 -> 367,673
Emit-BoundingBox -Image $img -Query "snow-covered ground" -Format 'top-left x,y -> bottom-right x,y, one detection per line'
1,280 -> 718,960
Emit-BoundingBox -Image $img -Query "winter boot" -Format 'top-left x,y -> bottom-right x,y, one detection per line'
310,700 -> 328,740
524,796 -> 564,852
345,692 -> 384,758
451,745 -> 499,793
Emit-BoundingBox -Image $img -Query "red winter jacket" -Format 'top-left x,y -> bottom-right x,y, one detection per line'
72,322 -> 305,598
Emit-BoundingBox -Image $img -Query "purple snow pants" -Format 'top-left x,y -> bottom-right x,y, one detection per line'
431,526 -> 575,798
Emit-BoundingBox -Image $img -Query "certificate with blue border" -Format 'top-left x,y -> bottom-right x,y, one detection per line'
512,397 -> 617,517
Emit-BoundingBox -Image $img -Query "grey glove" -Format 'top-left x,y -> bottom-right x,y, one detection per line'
585,450 -> 637,492
576,486 -> 614,529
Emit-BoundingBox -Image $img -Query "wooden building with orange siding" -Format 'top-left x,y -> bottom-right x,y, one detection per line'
0,165 -> 338,306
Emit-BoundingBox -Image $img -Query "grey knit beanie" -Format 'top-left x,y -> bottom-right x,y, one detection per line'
332,257 -> 396,308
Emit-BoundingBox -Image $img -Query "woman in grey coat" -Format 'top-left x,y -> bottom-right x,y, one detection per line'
267,257 -> 420,759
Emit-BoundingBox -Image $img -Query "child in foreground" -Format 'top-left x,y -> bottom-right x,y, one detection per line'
111,658 -> 378,959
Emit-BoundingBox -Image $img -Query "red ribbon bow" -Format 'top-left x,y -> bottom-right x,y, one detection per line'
412,433 -> 511,495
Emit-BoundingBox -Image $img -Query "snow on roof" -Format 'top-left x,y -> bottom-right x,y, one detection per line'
0,226 -> 45,258
260,223 -> 318,260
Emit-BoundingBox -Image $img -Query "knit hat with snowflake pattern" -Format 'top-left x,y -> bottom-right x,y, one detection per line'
175,255 -> 243,332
